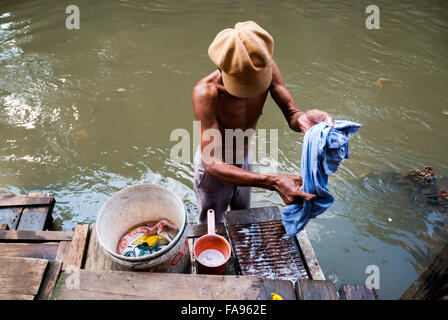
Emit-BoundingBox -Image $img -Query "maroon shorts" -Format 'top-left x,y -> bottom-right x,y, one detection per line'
194,149 -> 252,224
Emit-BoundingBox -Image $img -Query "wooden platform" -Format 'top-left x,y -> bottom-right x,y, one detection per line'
401,243 -> 448,300
0,193 -> 55,231
0,194 -> 377,300
83,206 -> 323,280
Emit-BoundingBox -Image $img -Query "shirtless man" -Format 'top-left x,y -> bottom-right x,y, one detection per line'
193,21 -> 333,223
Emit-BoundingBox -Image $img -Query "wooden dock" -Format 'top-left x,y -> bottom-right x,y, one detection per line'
0,193 -> 377,300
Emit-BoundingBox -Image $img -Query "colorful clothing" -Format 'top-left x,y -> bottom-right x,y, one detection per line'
117,219 -> 179,257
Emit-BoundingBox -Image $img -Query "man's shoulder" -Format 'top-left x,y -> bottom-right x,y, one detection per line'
192,71 -> 222,100
193,81 -> 218,101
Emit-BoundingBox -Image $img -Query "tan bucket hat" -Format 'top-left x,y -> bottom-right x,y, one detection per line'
208,21 -> 274,98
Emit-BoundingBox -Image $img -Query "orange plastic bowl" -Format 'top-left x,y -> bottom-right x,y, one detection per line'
194,234 -> 231,275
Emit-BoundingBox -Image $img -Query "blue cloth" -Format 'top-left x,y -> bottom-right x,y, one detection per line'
282,120 -> 361,236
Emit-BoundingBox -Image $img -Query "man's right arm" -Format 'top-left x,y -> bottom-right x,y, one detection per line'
192,82 -> 316,204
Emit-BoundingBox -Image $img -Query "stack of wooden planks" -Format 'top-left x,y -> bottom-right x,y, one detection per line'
0,224 -> 90,300
0,193 -> 55,231
0,192 -> 91,300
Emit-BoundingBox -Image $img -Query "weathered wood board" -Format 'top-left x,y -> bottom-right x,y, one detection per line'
262,278 -> 296,300
188,237 -> 197,274
225,206 -> 282,225
186,222 -> 226,238
62,224 -> 89,270
36,260 -> 63,300
338,284 -> 377,300
17,206 -> 52,231
56,241 -> 71,266
0,294 -> 34,300
51,270 -> 269,300
84,225 -> 123,271
0,242 -> 59,260
296,279 -> 339,300
0,207 -> 23,230
0,230 -> 73,242
401,244 -> 448,300
0,193 -> 55,231
0,256 -> 49,299
0,194 -> 54,207
296,230 -> 326,280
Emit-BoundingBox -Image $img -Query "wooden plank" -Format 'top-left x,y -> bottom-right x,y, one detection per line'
52,270 -> 269,300
338,284 -> 377,300
0,256 -> 49,296
263,279 -> 297,300
0,194 -> 53,207
0,294 -> 34,300
0,230 -> 73,241
84,225 -> 122,271
36,260 -> 62,300
401,244 -> 448,300
0,242 -> 59,260
225,206 -> 281,225
56,241 -> 71,268
1,224 -> 9,230
224,236 -> 236,275
17,206 -> 52,231
188,238 -> 197,274
296,279 -> 339,300
186,223 -> 226,238
63,224 -> 89,270
0,207 -> 23,230
296,230 -> 326,280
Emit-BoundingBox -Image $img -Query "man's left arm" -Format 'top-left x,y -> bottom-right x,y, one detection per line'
269,60 -> 333,134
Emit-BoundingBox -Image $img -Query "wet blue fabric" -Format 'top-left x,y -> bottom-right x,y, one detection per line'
282,120 -> 361,236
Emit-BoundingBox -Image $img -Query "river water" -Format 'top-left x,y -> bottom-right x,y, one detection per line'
1,0 -> 447,299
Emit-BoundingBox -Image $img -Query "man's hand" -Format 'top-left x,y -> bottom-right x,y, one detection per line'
297,109 -> 334,134
268,174 -> 317,205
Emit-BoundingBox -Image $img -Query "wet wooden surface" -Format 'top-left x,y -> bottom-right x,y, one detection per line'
296,279 -> 339,300
338,284 -> 377,300
51,269 -> 270,300
37,260 -> 62,300
0,193 -> 55,231
0,256 -> 49,300
84,225 -> 125,271
401,243 -> 448,300
296,229 -> 326,280
0,230 -> 73,242
0,242 -> 59,260
63,224 -> 89,270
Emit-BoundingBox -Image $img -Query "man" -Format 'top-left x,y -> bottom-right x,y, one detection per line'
193,21 -> 333,223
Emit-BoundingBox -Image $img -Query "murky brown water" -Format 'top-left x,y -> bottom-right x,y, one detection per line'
1,0 -> 447,299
